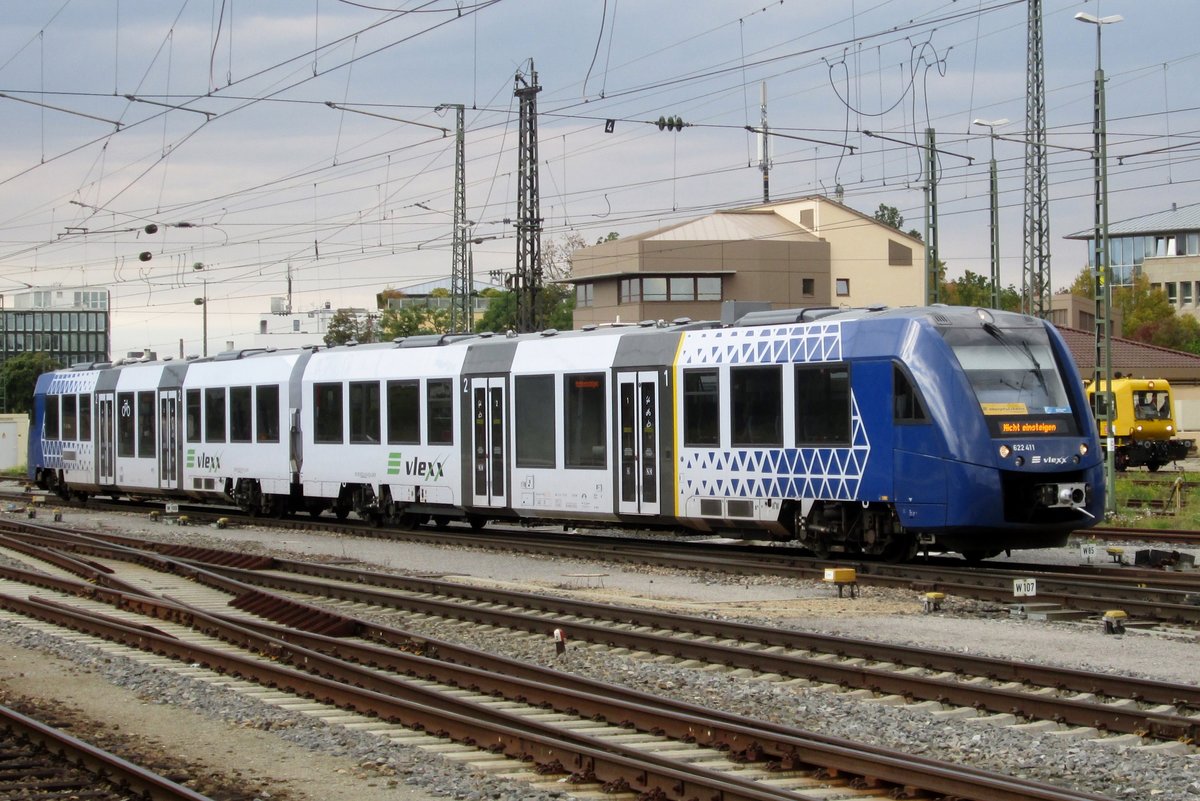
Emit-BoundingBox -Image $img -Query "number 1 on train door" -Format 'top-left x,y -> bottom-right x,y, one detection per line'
617,371 -> 659,516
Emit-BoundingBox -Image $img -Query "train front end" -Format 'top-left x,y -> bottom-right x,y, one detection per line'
916,308 -> 1104,555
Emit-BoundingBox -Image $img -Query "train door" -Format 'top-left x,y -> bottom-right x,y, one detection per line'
158,390 -> 179,490
470,376 -> 507,508
96,392 -> 115,486
617,370 -> 660,516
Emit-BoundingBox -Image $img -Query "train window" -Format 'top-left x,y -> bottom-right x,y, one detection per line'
349,381 -> 381,444
229,386 -> 253,443
44,395 -> 60,440
386,380 -> 420,445
137,391 -> 156,457
893,365 -> 927,422
565,373 -> 606,468
205,388 -> 226,443
795,364 -> 850,445
79,394 -> 91,440
683,369 -> 720,446
256,385 -> 280,443
731,366 -> 782,447
516,374 -> 556,467
313,382 -> 343,444
186,389 -> 202,443
943,325 -> 1073,417
117,391 -> 135,457
62,394 -> 77,440
427,379 -> 454,445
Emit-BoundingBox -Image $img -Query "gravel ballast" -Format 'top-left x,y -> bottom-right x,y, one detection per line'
1,508 -> 1197,801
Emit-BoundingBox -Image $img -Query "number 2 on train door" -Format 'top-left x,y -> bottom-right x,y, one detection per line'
617,371 -> 659,516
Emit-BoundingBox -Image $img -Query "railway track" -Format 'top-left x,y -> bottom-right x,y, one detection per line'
18,488 -> 1200,627
4,521 -> 1200,748
0,521 -> 1140,801
0,702 -> 215,801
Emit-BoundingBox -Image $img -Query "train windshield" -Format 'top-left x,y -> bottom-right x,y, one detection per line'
942,323 -> 1078,435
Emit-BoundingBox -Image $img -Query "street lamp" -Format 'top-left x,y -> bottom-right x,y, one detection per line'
193,262 -> 208,357
972,117 -> 1009,309
1076,11 -> 1122,517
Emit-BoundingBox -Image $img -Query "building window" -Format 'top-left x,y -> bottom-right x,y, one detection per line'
619,278 -> 641,304
888,240 -> 912,266
565,373 -> 606,468
1184,282 -> 1194,306
697,276 -> 722,301
1166,282 -> 1178,305
575,284 -> 594,307
642,277 -> 667,301
515,375 -> 556,467
802,278 -> 815,296
835,278 -> 850,296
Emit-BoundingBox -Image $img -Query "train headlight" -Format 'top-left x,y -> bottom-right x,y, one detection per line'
1167,425 -> 1175,432
1079,442 -> 1089,456
1135,425 -> 1143,432
999,445 -> 1011,459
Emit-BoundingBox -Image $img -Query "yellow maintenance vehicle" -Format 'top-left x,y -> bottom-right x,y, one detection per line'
1086,377 -> 1193,471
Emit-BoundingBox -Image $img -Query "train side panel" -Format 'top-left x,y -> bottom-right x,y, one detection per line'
181,351 -> 303,510
300,341 -> 469,521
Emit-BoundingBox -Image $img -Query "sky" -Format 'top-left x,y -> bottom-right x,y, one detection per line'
1,0 -> 1197,357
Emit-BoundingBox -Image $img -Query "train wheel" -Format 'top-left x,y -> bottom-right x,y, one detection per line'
334,505 -> 351,521
430,515 -> 450,529
467,515 -> 487,530
960,549 -> 1001,563
1147,461 -> 1162,472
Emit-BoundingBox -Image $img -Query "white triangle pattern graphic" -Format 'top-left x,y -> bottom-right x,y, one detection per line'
680,322 -> 843,366
682,393 -> 870,501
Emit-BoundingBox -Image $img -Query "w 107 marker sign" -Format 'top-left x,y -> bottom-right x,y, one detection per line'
1012,578 -> 1037,597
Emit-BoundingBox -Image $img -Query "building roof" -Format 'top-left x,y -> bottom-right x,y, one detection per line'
1056,325 -> 1200,378
391,276 -> 498,296
1065,202 -> 1200,240
617,209 -> 818,244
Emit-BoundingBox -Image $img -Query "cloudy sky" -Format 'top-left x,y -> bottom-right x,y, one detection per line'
1,0 -> 1196,356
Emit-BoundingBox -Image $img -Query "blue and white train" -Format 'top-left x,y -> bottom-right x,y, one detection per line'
28,305 -> 1104,561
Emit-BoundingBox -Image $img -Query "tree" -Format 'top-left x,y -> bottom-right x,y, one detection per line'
873,203 -> 922,241
873,204 -> 904,230
475,284 -> 575,333
1,353 -> 62,415
379,303 -> 450,339
324,308 -> 378,346
942,270 -> 1022,310
541,231 -> 587,281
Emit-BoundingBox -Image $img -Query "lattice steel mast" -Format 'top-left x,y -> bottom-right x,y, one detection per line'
514,61 -> 542,333
443,104 -> 469,332
1022,0 -> 1051,316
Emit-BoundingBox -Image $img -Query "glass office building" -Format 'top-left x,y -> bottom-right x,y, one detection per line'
1,285 -> 111,369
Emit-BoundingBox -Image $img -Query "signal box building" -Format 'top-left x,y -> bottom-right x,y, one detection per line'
566,196 -> 926,328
